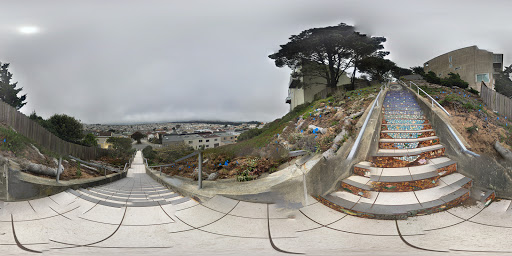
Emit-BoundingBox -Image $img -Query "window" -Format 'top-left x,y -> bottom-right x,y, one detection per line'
206,140 -> 209,142
449,56 -> 452,62
425,62 -> 429,67
199,140 -> 203,142
449,63 -> 453,68
188,141 -> 192,144
214,139 -> 217,141
206,145 -> 209,147
476,73 -> 490,83
230,137 -> 233,139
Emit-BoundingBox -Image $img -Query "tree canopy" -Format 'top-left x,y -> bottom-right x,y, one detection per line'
269,23 -> 387,89
82,133 -> 98,147
47,114 -> 84,143
107,137 -> 133,155
495,64 -> 512,97
0,62 -> 27,110
357,57 -> 395,82
131,131 -> 145,144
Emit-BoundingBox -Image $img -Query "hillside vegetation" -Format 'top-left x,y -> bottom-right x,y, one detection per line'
404,79 -> 512,155
145,85 -> 380,182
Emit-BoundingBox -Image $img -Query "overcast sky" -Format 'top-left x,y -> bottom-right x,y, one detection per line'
0,0 -> 510,124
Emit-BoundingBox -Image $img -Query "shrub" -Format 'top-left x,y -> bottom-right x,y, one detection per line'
424,71 -> 441,84
0,126 -> 29,153
440,73 -> 469,89
466,125 -> 478,134
238,128 -> 263,142
467,87 -> 479,95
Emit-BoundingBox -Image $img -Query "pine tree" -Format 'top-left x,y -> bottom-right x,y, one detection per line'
0,62 -> 27,110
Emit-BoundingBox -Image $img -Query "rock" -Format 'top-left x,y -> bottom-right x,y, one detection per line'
53,158 -> 59,166
207,172 -> 219,181
494,141 -> 512,162
308,125 -> 327,134
334,109 -> 345,119
296,119 -> 306,130
192,168 -> 208,180
333,130 -> 348,144
30,144 -> 45,159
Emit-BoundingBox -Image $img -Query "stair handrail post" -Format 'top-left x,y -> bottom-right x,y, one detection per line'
198,150 -> 203,189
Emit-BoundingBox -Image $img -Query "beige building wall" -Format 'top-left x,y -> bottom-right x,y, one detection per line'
423,46 -> 502,91
288,64 -> 351,111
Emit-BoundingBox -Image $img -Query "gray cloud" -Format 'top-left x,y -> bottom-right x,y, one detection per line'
0,0 -> 510,124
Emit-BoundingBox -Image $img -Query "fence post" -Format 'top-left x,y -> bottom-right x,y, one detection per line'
56,157 -> 62,183
198,151 -> 202,189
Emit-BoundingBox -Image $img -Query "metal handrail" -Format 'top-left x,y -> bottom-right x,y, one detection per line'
399,80 -> 479,157
399,80 -> 451,116
148,151 -> 200,168
347,83 -> 387,160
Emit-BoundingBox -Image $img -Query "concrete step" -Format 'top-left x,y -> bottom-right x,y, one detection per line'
379,136 -> 440,149
381,124 -> 433,131
379,136 -> 439,143
375,144 -> 444,157
383,119 -> 429,125
321,173 -> 472,219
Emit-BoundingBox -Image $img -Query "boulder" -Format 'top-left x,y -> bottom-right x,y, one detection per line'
308,125 -> 327,134
207,172 -> 219,181
192,168 -> 208,180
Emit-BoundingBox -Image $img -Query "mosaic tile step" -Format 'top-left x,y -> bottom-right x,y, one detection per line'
375,144 -> 444,157
383,107 -> 422,111
372,147 -> 446,168
352,157 -> 456,181
379,137 -> 440,149
383,119 -> 428,125
380,130 -> 436,139
381,124 -> 432,131
321,183 -> 471,219
379,136 -> 438,143
382,115 -> 426,119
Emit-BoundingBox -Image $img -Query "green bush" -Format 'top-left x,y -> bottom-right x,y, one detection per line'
467,87 -> 479,95
238,128 -> 263,142
424,71 -> 441,84
0,126 -> 29,153
440,73 -> 469,89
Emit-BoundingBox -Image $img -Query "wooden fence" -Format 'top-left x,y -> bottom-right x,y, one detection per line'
0,100 -> 108,160
481,82 -> 512,120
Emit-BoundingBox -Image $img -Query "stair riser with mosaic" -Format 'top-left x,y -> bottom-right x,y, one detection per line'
372,147 -> 446,168
380,131 -> 436,139
381,124 -> 433,131
371,176 -> 440,192
379,139 -> 440,149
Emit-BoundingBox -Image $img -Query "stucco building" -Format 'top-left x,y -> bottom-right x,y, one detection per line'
286,62 -> 350,111
423,46 -> 504,91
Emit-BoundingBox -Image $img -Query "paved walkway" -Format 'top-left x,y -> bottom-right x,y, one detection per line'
1,151 -> 512,255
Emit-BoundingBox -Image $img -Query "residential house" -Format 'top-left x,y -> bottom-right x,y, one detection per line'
286,61 -> 351,111
423,45 -> 504,91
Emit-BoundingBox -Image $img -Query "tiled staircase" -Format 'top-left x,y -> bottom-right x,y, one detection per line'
318,85 -> 473,219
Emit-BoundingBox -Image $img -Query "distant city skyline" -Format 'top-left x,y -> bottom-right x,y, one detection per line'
1,0 -> 510,124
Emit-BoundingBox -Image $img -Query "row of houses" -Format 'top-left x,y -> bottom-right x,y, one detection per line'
162,131 -> 240,150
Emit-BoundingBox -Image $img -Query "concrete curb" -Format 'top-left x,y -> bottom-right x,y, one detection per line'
1,166 -> 127,201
